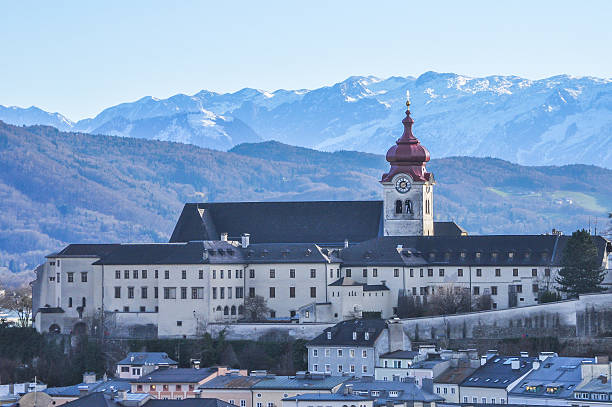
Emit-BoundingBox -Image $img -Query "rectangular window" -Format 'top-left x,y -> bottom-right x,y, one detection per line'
290,287 -> 295,298
124,270 -> 129,279
154,287 -> 158,299
439,269 -> 445,277
270,269 -> 275,278
310,287 -> 316,298
199,270 -> 204,279
236,287 -> 244,298
458,269 -> 463,277
313,348 -> 318,357
182,270 -> 187,279
249,287 -> 255,298
394,268 -> 400,277
545,268 -> 551,277
350,349 -> 355,358
491,286 -> 498,295
350,364 -> 355,373
362,349 -> 367,358
164,270 -> 170,279
213,270 -> 216,279
310,269 -> 316,278
495,268 -> 501,277
220,287 -> 225,299
67,272 -> 74,282
123,306 -> 129,312
114,287 -> 121,298
115,270 -> 121,279
290,269 -> 295,278
155,270 -> 158,279
532,284 -> 539,293
240,401 -> 246,407
412,287 -> 417,295
228,270 -> 231,279
420,269 -> 423,277
249,269 -> 255,278
192,287 -> 204,299
473,286 -> 480,295
142,270 -> 147,279
373,268 -> 378,277
81,272 -> 87,282
139,306 -> 145,312
212,287 -> 217,299
141,286 -> 148,299
68,297 -> 73,307
220,270 -> 224,279
338,349 -> 343,357
133,270 -> 138,279
346,269 -> 351,277
181,287 -> 187,299
164,287 -> 176,299
268,287 -> 275,298
228,287 -> 232,299
513,268 -> 519,276
127,287 -> 135,299
516,284 -> 523,293
532,268 -> 538,277
427,269 -> 433,277
176,320 -> 182,326
476,268 -> 482,277
363,269 -> 368,277
410,269 -> 414,277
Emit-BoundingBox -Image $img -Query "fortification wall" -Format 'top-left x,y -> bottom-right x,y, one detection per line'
207,322 -> 335,341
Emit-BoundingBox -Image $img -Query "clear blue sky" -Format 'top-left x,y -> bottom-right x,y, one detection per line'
1,0 -> 611,120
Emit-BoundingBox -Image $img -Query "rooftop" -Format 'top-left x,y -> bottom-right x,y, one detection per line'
343,378 -> 443,403
134,368 -> 217,383
435,366 -> 478,385
307,318 -> 387,347
198,374 -> 263,389
283,393 -> 373,401
461,356 -> 536,388
117,352 -> 178,366
380,350 -> 420,360
44,378 -> 131,397
251,374 -> 350,390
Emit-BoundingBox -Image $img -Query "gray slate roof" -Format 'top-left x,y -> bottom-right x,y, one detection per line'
44,378 -> 130,397
117,352 -> 177,366
329,277 -> 389,291
342,378 -> 443,403
307,318 -> 387,347
380,350 -> 420,359
251,374 -> 350,390
47,244 -> 121,258
283,393 -> 373,401
134,368 -> 217,383
461,356 -> 536,388
198,374 -> 263,389
508,356 -> 593,400
61,393 -> 235,407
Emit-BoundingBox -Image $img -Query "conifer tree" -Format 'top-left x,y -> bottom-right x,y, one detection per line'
556,229 -> 605,297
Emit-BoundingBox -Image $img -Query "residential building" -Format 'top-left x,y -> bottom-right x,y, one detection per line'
460,355 -> 536,404
116,352 -> 178,379
433,364 -> 478,403
198,374 -> 264,407
44,372 -> 130,406
307,318 -> 410,377
508,355 -> 593,406
282,393 -> 374,407
59,392 -> 236,407
571,356 -> 612,406
340,377 -> 443,407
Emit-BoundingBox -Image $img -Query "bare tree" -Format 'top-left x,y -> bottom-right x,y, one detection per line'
474,293 -> 492,311
428,286 -> 470,315
0,286 -> 32,327
243,295 -> 271,321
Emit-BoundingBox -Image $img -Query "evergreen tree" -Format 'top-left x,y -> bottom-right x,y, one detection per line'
556,229 -> 605,297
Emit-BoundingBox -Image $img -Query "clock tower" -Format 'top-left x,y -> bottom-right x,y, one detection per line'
381,96 -> 435,236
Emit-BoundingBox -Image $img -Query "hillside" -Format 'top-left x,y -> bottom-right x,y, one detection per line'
0,122 -> 610,272
2,72 -> 611,168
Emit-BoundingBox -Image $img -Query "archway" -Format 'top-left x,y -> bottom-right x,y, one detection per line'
48,324 -> 61,334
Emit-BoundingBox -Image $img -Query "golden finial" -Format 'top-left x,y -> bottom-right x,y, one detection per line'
405,89 -> 411,108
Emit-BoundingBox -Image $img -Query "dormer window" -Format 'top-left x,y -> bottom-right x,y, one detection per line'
327,331 -> 332,340
460,252 -> 466,259
352,331 -> 357,340
509,252 -> 514,259
364,332 -> 369,340
476,252 -> 481,259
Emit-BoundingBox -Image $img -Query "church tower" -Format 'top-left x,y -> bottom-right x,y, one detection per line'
381,95 -> 435,236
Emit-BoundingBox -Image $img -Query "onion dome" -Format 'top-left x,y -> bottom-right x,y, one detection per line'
381,94 -> 432,182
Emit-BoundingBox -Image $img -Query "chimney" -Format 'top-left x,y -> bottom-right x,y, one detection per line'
480,355 -> 488,366
344,239 -> 349,249
116,390 -> 128,401
533,360 -> 541,370
82,372 -> 96,384
191,359 -> 201,369
241,233 -> 250,248
78,385 -> 89,397
511,359 -> 520,370
388,319 -> 408,352
343,384 -> 353,395
220,232 -> 228,242
596,355 -> 609,364
520,351 -> 529,358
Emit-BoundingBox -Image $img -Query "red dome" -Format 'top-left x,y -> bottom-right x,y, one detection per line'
381,106 -> 432,183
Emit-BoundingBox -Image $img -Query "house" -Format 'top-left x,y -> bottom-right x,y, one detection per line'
44,372 -> 130,406
433,364 -> 478,403
250,372 -> 350,407
570,356 -> 612,406
132,367 -> 245,399
460,355 -> 536,404
60,391 -> 236,407
339,377 -> 443,407
282,393 -> 374,407
116,352 -> 178,379
507,355 -> 593,406
306,318 -> 410,377
197,374 -> 264,407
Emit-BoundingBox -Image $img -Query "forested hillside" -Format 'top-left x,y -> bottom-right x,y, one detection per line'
1,121 -> 610,273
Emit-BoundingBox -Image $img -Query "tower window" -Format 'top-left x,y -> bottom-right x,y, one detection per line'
405,200 -> 413,214
395,200 -> 403,214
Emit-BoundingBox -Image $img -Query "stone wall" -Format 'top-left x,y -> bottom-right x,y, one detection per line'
207,322 -> 334,341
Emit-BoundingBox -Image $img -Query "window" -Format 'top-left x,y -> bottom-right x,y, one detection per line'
410,269 -> 414,277
240,401 -> 246,407
192,287 -> 204,299
213,270 -> 216,279
412,287 -> 417,295
164,270 -> 170,279
249,287 -> 255,298
220,287 -> 225,299
350,349 -> 355,357
313,364 -> 319,371
346,268 -> 352,277
439,269 -> 445,277
310,269 -> 316,278
350,364 -> 355,373
124,270 -> 129,279
313,349 -> 318,357
389,391 -> 399,397
394,268 -> 400,277
236,287 -> 244,298
458,268 -> 464,277
325,349 -> 330,357
290,287 -> 295,298
68,297 -> 73,307
436,387 -> 440,394
155,270 -> 158,279
67,272 -> 74,282
176,320 -> 182,326
473,286 -> 480,295
363,269 -> 368,277
220,270 -> 224,279
270,269 -> 275,278
427,268 -> 433,277
249,269 -> 255,278
212,287 -> 217,299
532,268 -> 538,277
545,268 -> 551,277
395,199 -> 403,214
532,284 -> 539,292
269,287 -> 276,298
154,287 -> 158,299
182,270 -> 187,279
164,287 -> 176,299
123,306 -> 129,312
513,268 -> 519,276
141,287 -> 148,299
310,287 -> 316,298
142,270 -> 147,279
290,269 -> 295,278
114,287 -> 121,298
181,287 -> 187,299
482,398 -> 487,404
373,268 -> 378,277
362,350 -> 367,358
228,270 -> 231,279
491,286 -> 498,295
133,270 -> 138,279
495,268 -> 501,277
325,364 -> 330,372
476,268 -> 482,277
338,364 -> 343,373
516,284 -> 523,293
199,270 -> 203,279
115,270 -> 121,279
140,306 -> 145,312
338,349 -> 343,357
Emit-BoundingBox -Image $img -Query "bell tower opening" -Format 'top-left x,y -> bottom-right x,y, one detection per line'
380,93 -> 435,236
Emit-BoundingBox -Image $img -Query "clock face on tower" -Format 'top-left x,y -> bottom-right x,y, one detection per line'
395,176 -> 411,193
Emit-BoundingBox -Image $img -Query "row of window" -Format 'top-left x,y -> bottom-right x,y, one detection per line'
66,297 -> 86,308
247,268 -> 318,279
212,269 -> 244,279
312,348 -> 368,358
311,363 -> 368,374
212,287 -> 244,299
463,396 -> 506,404
65,272 -> 88,283
115,269 -> 206,280
137,383 -> 196,392
406,268 -> 551,278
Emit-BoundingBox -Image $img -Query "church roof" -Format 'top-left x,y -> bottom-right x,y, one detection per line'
169,201 -> 465,244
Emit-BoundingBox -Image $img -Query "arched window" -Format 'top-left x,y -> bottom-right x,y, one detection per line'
49,324 -> 61,334
238,305 -> 244,315
405,200 -> 413,214
223,306 -> 229,315
216,306 -> 222,312
231,305 -> 236,315
395,200 -> 403,214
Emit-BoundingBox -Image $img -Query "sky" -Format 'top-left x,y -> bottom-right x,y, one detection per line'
1,0 -> 611,120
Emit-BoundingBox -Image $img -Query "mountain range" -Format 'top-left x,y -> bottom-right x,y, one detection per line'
1,121 -> 610,274
1,72 -> 611,167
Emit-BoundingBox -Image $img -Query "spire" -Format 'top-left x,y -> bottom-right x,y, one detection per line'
381,93 -> 432,183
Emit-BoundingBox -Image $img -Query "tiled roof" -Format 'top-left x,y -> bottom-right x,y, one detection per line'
251,374 -> 350,390
117,352 -> 177,366
44,379 -> 131,397
283,393 -> 373,401
92,242 -> 238,265
47,244 -> 121,258
244,243 -> 332,264
342,378 -> 443,402
307,318 -> 387,347
134,368 -> 217,383
461,356 -> 536,388
198,375 -> 263,389
380,350 -> 420,359
328,277 -> 389,291
435,366 -> 478,384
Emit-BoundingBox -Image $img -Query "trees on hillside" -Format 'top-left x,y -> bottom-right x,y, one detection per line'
556,229 -> 606,297
0,285 -> 32,327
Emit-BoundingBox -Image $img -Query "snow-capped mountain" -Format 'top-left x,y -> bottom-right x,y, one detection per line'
1,71 -> 611,167
0,105 -> 73,131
